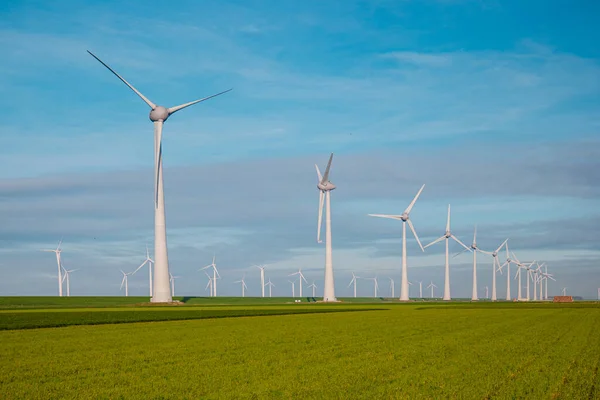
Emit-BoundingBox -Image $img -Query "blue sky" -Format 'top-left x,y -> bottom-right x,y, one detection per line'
0,0 -> 599,298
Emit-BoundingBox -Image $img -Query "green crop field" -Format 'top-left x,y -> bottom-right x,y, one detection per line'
1,298 -> 599,399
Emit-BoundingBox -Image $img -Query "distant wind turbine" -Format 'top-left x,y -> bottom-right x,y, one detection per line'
132,246 -> 154,297
484,286 -> 489,299
418,281 -> 423,298
427,281 -> 438,298
315,153 -> 337,302
288,269 -> 307,297
454,225 -> 488,301
388,278 -> 395,298
479,239 -> 508,301
254,265 -> 267,297
308,281 -> 317,297
266,279 -> 275,298
61,266 -> 78,297
424,205 -> 471,300
88,51 -> 231,303
348,272 -> 360,298
368,277 -> 379,298
200,256 -> 220,297
234,275 -> 248,297
169,273 -> 180,297
368,184 -> 425,301
562,287 -> 567,296
120,270 -> 132,296
41,239 -> 64,297
288,280 -> 296,297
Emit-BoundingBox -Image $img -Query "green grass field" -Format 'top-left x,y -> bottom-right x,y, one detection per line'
1,298 -> 599,399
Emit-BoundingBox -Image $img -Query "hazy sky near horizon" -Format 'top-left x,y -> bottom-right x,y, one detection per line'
1,0 -> 599,298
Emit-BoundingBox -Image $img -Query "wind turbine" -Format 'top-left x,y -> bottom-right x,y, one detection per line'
368,277 -> 379,298
418,281 -> 423,298
87,51 -> 231,303
308,281 -> 317,297
266,279 -> 275,298
424,205 -> 471,300
41,239 -> 64,297
288,269 -> 307,297
254,265 -> 266,298
120,270 -> 131,297
61,266 -> 78,297
288,280 -> 296,297
368,184 -> 425,301
454,225 -> 488,301
388,278 -> 395,298
407,280 -> 413,298
479,239 -> 508,301
132,246 -> 154,297
562,287 -> 567,296
484,286 -> 489,299
427,281 -> 438,298
234,276 -> 248,297
498,241 -> 517,301
348,272 -> 360,298
169,273 -> 180,297
543,264 -> 555,300
200,256 -> 220,297
511,253 -> 535,301
204,271 -> 213,296
315,153 -> 337,302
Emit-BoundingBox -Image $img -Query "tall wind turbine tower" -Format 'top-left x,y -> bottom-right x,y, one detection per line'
348,272 -> 359,298
316,153 -> 337,302
87,51 -> 231,303
41,239 -> 64,297
424,205 -> 471,300
255,265 -> 266,298
479,239 -> 507,301
368,184 -> 425,301
455,225 -> 487,301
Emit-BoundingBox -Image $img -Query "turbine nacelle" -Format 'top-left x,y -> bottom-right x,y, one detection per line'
317,181 -> 336,191
149,106 -> 170,122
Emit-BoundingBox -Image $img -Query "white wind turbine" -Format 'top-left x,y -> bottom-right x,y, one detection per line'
424,205 -> 471,301
234,276 -> 248,297
348,272 -> 360,298
368,277 -> 379,298
288,280 -> 296,297
418,281 -> 423,298
427,281 -> 438,298
368,184 -> 425,301
407,280 -> 413,298
542,264 -> 555,300
388,278 -> 395,298
204,271 -> 213,296
308,281 -> 317,297
266,279 -> 275,297
484,286 -> 489,299
288,269 -> 307,297
132,246 -> 154,297
479,239 -> 508,301
511,253 -> 535,301
315,153 -> 337,302
88,51 -> 231,303
562,287 -> 567,296
254,265 -> 266,298
169,273 -> 180,297
41,239 -> 64,297
498,241 -> 518,301
61,266 -> 78,297
454,225 -> 488,301
120,270 -> 132,296
200,256 -> 220,297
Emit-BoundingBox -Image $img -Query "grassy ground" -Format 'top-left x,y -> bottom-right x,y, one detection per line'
1,299 -> 599,399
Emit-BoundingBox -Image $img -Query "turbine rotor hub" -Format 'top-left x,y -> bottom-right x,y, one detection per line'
401,213 -> 409,221
149,106 -> 169,122
317,181 -> 336,191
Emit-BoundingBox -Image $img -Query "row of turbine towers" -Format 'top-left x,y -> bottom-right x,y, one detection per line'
47,51 -> 553,302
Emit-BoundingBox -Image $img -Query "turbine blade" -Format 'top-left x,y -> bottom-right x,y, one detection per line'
446,204 -> 451,232
167,88 -> 232,115
321,153 -> 333,184
404,184 -> 425,215
473,224 -> 477,244
452,247 -> 470,258
451,235 -> 471,251
132,260 -> 148,275
495,239 -> 509,253
424,235 -> 446,249
407,219 -> 424,252
87,50 -> 156,109
317,191 -> 324,243
367,214 -> 402,220
315,165 -> 323,182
